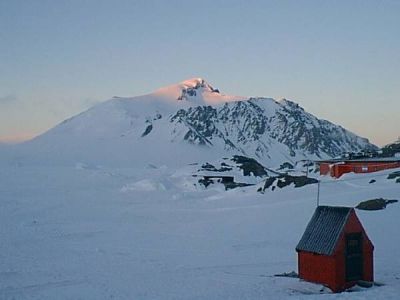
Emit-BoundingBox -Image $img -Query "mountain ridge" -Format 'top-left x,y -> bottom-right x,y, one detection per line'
9,78 -> 376,167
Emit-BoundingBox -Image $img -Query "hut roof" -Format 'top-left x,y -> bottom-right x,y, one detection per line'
296,206 -> 352,255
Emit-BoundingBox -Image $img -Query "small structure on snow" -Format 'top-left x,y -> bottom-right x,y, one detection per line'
317,157 -> 400,178
296,206 -> 374,292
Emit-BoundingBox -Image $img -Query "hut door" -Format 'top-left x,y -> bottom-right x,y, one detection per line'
345,233 -> 363,281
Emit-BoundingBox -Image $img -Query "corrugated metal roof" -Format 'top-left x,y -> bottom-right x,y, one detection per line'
296,206 -> 352,255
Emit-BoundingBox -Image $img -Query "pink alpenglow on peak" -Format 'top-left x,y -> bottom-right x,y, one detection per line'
153,77 -> 246,105
179,77 -> 208,89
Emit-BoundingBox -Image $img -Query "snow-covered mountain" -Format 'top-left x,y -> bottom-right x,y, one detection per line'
16,78 -> 376,167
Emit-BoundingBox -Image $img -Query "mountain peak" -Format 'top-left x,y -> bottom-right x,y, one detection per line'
153,78 -> 246,105
179,77 -> 209,88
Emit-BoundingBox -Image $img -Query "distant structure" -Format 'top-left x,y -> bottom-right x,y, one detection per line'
296,206 -> 374,293
317,157 -> 400,178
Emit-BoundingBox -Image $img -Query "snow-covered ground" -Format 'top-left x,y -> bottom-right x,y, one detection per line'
1,162 -> 399,299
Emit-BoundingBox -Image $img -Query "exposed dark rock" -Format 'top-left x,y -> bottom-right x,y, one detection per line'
198,175 -> 253,190
177,79 -> 219,100
258,177 -> 276,192
387,171 -> 400,180
169,98 -> 376,159
199,162 -> 232,172
198,177 -> 214,188
231,155 -> 268,177
356,198 -> 398,211
259,175 -> 318,192
141,124 -> 153,137
224,182 -> 254,190
171,106 -> 218,146
278,162 -> 294,170
201,163 -> 216,171
177,87 -> 197,100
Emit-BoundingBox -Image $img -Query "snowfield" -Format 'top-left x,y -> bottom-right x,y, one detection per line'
1,162 -> 399,299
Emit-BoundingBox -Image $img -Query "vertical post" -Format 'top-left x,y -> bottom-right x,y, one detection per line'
316,180 -> 320,207
306,161 -> 309,177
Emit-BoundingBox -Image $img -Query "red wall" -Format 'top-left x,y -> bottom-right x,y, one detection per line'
320,161 -> 400,178
319,163 -> 331,175
332,164 -> 352,178
298,252 -> 338,291
297,210 -> 374,292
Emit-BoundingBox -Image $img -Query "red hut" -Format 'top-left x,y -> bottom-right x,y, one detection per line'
296,206 -> 374,292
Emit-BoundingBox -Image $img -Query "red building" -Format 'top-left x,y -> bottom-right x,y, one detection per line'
318,158 -> 400,178
296,206 -> 374,293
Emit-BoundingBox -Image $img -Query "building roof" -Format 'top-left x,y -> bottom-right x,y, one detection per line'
317,157 -> 400,164
296,206 -> 352,255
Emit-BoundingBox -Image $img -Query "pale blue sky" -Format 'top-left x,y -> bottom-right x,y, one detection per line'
1,0 -> 399,146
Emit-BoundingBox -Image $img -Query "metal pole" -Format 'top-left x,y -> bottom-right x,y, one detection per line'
316,180 -> 320,207
306,161 -> 309,177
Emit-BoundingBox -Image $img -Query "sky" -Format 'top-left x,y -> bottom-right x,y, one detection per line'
0,0 -> 399,146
